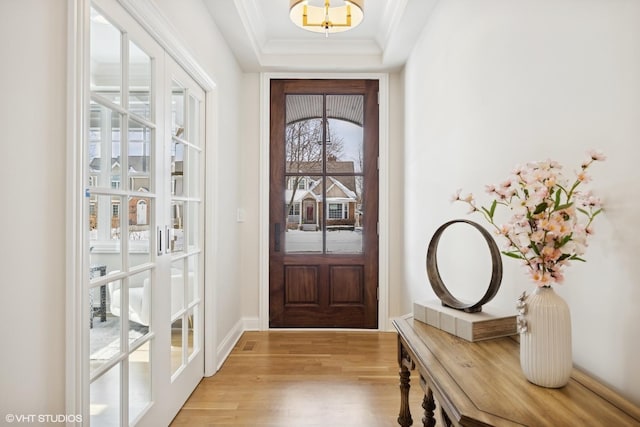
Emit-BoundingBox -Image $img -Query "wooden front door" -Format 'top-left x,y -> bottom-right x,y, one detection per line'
269,79 -> 379,328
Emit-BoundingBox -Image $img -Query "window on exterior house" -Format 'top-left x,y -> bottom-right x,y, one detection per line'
111,176 -> 120,189
298,178 -> 306,190
328,203 -> 346,219
112,203 -> 120,218
288,203 -> 300,216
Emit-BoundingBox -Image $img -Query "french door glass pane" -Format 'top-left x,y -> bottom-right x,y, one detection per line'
129,41 -> 151,120
128,270 -> 151,335
171,259 -> 185,318
89,280 -> 121,376
89,102 -> 121,189
128,196 -> 151,268
90,8 -> 121,105
170,319 -> 183,375
170,201 -> 185,253
188,94 -> 200,146
187,149 -> 200,198
187,256 -> 198,304
187,202 -> 199,249
90,363 -> 121,426
187,308 -> 196,358
89,194 -> 122,274
128,119 -> 151,191
171,142 -> 185,196
129,343 -> 151,423
171,82 -> 185,137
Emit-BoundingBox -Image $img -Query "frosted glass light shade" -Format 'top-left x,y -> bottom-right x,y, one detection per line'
289,0 -> 364,34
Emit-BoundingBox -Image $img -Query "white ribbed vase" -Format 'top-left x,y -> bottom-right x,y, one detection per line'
520,286 -> 572,388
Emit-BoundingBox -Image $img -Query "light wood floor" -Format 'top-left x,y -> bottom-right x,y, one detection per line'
170,331 -> 427,426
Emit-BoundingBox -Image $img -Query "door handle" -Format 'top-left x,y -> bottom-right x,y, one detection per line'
157,226 -> 163,256
274,223 -> 281,252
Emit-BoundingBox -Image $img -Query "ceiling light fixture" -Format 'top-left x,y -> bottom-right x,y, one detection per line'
289,0 -> 364,37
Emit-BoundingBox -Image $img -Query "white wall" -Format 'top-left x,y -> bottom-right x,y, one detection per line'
0,0 -> 68,415
238,73 -> 261,325
403,0 -> 640,405
388,72 -> 408,319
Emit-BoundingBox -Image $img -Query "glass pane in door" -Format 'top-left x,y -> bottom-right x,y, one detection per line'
326,175 -> 362,254
128,270 -> 151,338
188,94 -> 200,145
171,141 -> 185,196
187,148 -> 200,198
89,279 -> 121,376
90,8 -> 121,104
129,344 -> 151,423
128,119 -> 151,191
90,364 -> 121,426
325,96 -> 364,171
187,307 -> 196,358
170,201 -> 185,253
129,41 -> 151,120
285,125 -> 324,174
89,194 -> 122,275
170,318 -> 183,375
187,202 -> 199,250
89,102 -> 121,189
171,82 -> 185,137
285,175 -> 322,253
171,259 -> 185,318
128,196 -> 151,268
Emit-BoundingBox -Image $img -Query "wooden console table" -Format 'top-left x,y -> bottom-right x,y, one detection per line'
393,315 -> 640,426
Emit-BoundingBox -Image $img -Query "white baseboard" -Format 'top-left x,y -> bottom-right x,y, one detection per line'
215,318 -> 244,371
243,316 -> 260,331
215,317 -> 260,372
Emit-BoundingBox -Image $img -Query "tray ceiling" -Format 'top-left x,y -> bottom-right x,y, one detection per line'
202,0 -> 439,72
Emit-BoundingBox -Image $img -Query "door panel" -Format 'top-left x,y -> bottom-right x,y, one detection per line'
87,2 -> 205,425
269,79 -> 379,328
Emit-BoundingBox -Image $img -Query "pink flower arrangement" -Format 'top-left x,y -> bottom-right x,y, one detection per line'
453,150 -> 606,287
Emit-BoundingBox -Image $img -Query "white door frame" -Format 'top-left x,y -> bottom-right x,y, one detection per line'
65,0 -> 219,422
258,72 -> 390,331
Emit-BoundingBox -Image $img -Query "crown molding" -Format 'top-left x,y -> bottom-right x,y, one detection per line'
117,0 -> 216,90
377,0 -> 410,50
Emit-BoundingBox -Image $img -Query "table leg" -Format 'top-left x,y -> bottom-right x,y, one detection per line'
422,388 -> 436,427
398,363 -> 413,427
441,407 -> 452,427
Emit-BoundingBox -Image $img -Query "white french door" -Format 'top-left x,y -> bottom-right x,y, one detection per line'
86,1 -> 205,425
160,53 -> 206,421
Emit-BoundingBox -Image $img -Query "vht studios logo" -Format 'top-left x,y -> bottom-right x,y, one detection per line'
5,413 -> 83,423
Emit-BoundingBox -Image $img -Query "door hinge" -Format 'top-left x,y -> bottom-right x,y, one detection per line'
377,287 -> 379,301
377,221 -> 379,236
377,91 -> 379,105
